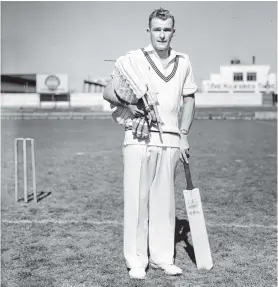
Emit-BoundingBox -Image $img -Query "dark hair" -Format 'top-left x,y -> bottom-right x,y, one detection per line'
149,8 -> 175,28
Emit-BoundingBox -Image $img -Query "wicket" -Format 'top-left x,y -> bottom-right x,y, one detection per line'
14,138 -> 37,203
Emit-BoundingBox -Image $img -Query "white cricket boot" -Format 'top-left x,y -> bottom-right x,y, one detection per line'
128,268 -> 146,279
150,263 -> 183,275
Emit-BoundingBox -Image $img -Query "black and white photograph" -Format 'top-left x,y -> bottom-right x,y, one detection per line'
1,1 -> 277,286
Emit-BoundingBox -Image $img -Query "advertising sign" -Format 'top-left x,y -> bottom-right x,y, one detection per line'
203,82 -> 275,93
36,74 -> 69,94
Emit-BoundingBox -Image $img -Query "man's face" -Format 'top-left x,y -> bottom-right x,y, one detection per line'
148,17 -> 175,51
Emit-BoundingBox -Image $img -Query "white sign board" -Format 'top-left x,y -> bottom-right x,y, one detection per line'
36,74 -> 69,94
203,82 -> 276,93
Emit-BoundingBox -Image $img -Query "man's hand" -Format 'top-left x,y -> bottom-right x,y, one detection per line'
127,104 -> 145,117
180,135 -> 190,164
127,99 -> 146,117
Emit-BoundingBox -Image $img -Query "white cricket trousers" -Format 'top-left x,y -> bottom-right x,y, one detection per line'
123,144 -> 180,269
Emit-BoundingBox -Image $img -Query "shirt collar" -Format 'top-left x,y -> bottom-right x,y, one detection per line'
143,44 -> 185,62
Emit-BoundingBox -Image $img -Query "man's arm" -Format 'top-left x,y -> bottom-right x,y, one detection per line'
180,94 -> 195,133
103,80 -> 126,107
179,94 -> 195,163
103,80 -> 146,117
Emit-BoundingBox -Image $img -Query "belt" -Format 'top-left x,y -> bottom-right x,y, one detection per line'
125,126 -> 180,136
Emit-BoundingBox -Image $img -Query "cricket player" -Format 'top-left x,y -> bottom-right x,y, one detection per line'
104,8 -> 197,279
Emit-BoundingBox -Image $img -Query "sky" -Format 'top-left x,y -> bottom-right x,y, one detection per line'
1,1 -> 277,92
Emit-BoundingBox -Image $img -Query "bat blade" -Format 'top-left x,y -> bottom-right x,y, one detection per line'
183,187 -> 213,270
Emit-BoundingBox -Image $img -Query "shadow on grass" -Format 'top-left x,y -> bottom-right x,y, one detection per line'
174,217 -> 196,266
18,191 -> 51,203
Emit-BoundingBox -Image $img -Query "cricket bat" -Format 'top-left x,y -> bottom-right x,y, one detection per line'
182,161 -> 213,270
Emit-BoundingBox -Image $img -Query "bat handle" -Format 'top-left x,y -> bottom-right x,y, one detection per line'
183,161 -> 195,190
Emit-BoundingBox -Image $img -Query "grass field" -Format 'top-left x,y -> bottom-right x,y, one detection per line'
1,119 -> 277,287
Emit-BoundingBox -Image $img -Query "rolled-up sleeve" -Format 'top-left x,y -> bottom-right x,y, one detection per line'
182,57 -> 198,96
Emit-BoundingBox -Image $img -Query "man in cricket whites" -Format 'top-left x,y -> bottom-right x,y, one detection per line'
103,8 -> 197,279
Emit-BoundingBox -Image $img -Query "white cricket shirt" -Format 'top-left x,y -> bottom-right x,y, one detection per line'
121,44 -> 198,147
